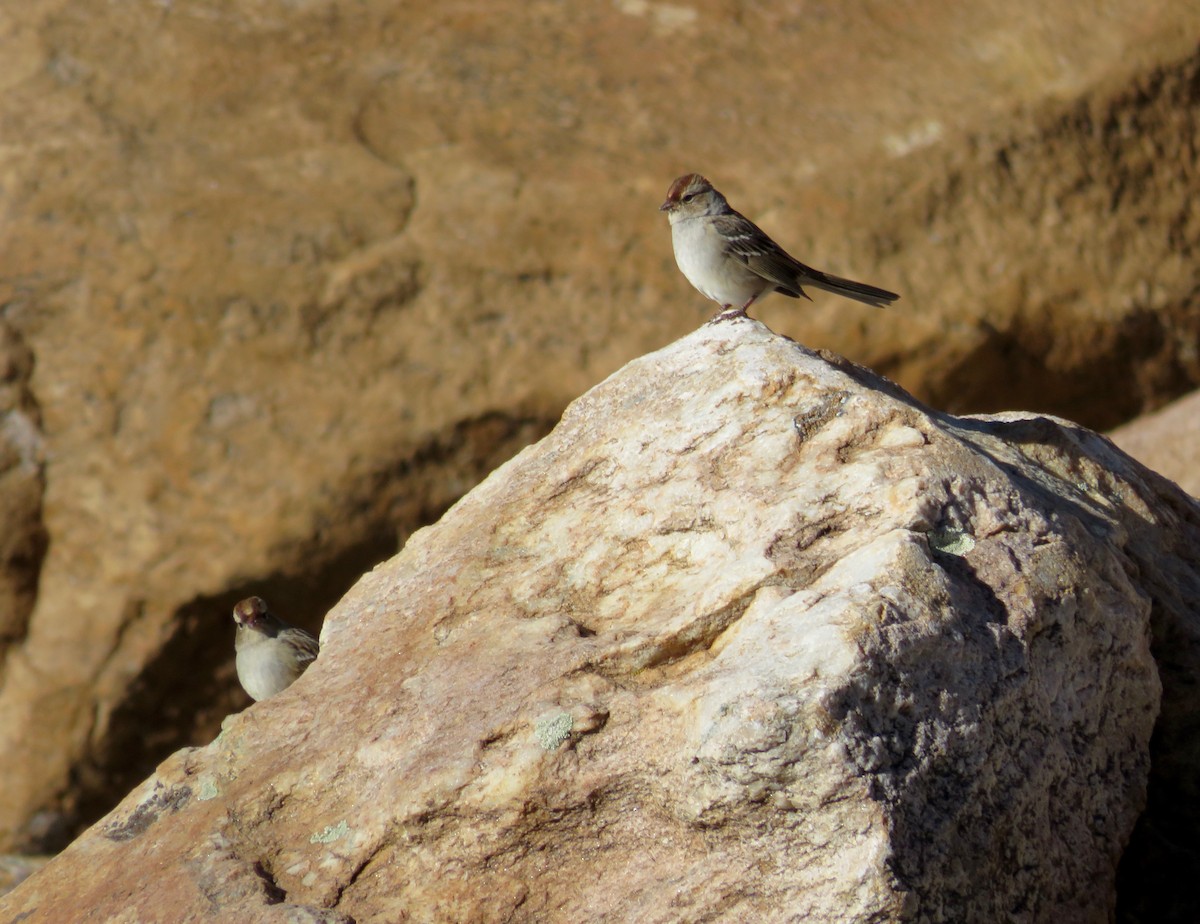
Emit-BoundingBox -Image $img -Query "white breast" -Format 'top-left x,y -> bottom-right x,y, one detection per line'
670,217 -> 767,309
237,642 -> 301,701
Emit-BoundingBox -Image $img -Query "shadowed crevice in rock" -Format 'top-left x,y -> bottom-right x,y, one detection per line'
0,320 -> 48,653
1113,500 -> 1200,922
917,300 -> 1200,431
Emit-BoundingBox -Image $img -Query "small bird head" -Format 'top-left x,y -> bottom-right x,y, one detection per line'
659,173 -> 725,222
233,596 -> 274,632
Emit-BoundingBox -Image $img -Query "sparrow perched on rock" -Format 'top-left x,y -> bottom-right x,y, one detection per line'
659,173 -> 899,317
232,596 -> 319,701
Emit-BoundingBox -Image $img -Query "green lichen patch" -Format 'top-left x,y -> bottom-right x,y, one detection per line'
534,712 -> 574,750
310,820 -> 350,844
929,528 -> 976,556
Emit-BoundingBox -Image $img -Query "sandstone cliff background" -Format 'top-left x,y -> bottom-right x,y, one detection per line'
0,0 -> 1197,895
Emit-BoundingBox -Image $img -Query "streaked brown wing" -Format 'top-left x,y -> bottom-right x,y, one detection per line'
712,211 -> 899,308
710,212 -> 811,298
281,627 -> 320,666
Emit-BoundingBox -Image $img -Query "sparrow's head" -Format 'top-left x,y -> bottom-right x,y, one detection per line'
659,173 -> 726,221
233,596 -> 277,634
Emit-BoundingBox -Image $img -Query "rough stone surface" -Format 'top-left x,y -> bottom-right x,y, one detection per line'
1109,389 -> 1200,498
4,320 -> 1196,922
2,0 -> 1200,856
0,854 -> 48,898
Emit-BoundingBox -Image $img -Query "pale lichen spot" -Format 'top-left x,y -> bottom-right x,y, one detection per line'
929,528 -> 976,556
534,712 -> 574,751
310,820 -> 350,844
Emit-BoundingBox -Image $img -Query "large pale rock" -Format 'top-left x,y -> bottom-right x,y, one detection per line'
4,320 -> 1196,922
2,0 -> 1200,855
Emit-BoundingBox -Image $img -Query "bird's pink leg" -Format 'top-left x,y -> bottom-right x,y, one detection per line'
725,295 -> 757,318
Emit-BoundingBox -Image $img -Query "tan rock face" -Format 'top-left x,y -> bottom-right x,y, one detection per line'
4,321 -> 1195,922
1109,389 -> 1200,499
840,49 -> 1200,428
2,0 -> 1200,859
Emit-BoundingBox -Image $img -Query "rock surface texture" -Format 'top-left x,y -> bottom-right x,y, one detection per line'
1,0 -> 1199,851
3,320 -> 1197,922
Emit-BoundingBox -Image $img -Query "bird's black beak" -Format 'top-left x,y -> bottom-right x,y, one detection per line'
659,199 -> 672,212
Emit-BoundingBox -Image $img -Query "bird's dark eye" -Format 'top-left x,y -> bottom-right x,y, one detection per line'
682,193 -> 695,202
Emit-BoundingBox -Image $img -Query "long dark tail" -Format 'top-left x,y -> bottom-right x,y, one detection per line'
805,270 -> 899,308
